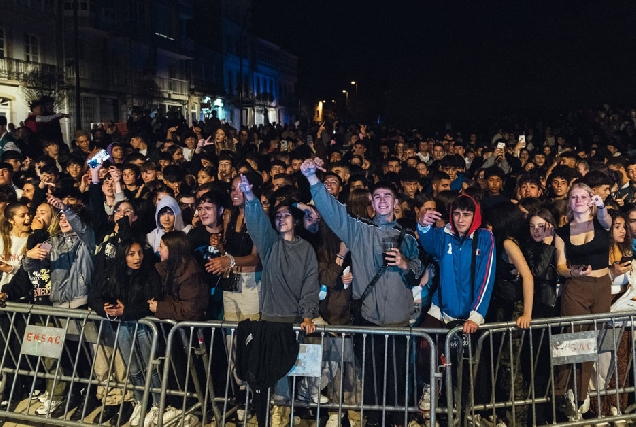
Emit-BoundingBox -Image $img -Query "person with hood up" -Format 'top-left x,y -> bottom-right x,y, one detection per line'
417,194 -> 496,332
146,195 -> 192,254
416,194 -> 496,422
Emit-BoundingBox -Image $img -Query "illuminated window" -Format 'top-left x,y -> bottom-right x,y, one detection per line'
25,34 -> 39,63
0,29 -> 5,59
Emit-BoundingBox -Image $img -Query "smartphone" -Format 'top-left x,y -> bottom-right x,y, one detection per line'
519,135 -> 526,145
343,266 -> 351,275
40,242 -> 52,253
620,256 -> 632,264
496,142 -> 506,150
87,149 -> 110,169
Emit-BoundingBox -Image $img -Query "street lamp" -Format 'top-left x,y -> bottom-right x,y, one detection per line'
342,90 -> 349,120
350,81 -> 358,97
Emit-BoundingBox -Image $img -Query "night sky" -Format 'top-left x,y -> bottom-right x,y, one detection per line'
251,1 -> 636,126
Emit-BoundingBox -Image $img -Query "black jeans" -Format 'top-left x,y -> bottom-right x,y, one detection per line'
352,318 -> 409,424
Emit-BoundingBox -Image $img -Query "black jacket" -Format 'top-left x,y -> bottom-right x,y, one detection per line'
89,261 -> 163,321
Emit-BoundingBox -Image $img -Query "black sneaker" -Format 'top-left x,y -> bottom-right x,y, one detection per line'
110,401 -> 134,426
70,395 -> 102,421
50,393 -> 82,418
96,404 -> 119,424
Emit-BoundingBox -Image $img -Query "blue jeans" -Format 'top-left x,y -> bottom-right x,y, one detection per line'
115,322 -> 161,404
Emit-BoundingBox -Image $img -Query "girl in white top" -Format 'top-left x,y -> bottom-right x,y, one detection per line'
0,202 -> 32,289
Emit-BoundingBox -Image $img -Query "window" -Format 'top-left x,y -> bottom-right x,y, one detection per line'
0,29 -> 5,59
63,0 -> 88,11
25,34 -> 39,63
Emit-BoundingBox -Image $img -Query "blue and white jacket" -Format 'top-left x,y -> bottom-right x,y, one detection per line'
417,199 -> 495,325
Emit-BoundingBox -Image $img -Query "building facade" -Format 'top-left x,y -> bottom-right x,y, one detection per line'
0,0 -> 297,144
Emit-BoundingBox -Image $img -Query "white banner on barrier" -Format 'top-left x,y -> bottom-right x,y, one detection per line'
21,325 -> 66,359
287,344 -> 322,377
549,330 -> 598,365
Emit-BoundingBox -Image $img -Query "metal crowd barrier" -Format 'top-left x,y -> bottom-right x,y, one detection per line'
3,301 -> 635,427
0,303 -> 160,427
444,311 -> 636,427
156,321 -> 445,427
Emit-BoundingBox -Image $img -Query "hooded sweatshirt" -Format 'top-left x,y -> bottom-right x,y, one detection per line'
417,195 -> 496,325
146,196 -> 192,252
310,182 -> 423,326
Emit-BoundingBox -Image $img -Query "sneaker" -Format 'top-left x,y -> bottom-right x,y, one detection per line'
129,401 -> 144,427
487,415 -> 507,427
37,391 -> 49,403
237,409 -> 251,422
35,399 -> 61,416
325,413 -> 341,427
578,394 -> 590,415
293,415 -> 301,426
70,395 -> 101,421
162,406 -> 182,424
29,390 -> 44,400
466,414 -> 482,427
418,384 -> 431,412
144,405 -> 160,427
565,389 -> 577,418
183,414 -> 200,427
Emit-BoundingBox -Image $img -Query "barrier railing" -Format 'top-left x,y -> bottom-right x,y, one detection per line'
157,321 -> 445,427
444,312 -> 636,427
1,301 -> 636,427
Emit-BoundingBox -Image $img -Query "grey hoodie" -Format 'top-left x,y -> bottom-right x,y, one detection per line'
310,182 -> 422,326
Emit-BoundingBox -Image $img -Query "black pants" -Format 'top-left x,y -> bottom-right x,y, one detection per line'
353,318 -> 409,424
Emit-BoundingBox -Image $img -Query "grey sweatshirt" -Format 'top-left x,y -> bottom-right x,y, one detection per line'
244,199 -> 319,322
310,182 -> 422,326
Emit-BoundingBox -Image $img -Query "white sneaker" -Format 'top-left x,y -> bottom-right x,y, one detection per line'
293,415 -> 301,426
325,413 -> 341,427
565,389 -> 577,418
488,415 -> 507,427
466,414 -> 482,427
578,393 -> 590,415
162,406 -> 182,424
418,384 -> 431,412
36,399 -> 61,416
37,391 -> 49,403
129,401 -> 143,427
183,414 -> 200,427
29,390 -> 44,401
144,405 -> 160,427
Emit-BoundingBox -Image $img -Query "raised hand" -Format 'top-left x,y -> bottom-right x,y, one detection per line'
419,210 -> 442,228
46,193 -> 65,211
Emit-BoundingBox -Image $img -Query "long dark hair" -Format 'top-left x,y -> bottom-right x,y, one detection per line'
110,237 -> 146,298
489,202 -> 527,252
160,231 -> 194,294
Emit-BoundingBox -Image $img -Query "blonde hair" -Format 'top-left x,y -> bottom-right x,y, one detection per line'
566,182 -> 596,221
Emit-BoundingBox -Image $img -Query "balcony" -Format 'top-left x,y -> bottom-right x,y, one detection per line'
0,58 -> 58,83
155,76 -> 189,96
65,62 -> 129,92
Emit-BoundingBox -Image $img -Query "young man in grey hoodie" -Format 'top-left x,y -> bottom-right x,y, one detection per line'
301,158 -> 422,426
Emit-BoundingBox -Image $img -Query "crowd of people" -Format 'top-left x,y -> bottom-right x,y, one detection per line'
0,100 -> 636,426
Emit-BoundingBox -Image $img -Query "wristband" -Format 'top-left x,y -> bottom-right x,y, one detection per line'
224,253 -> 236,270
